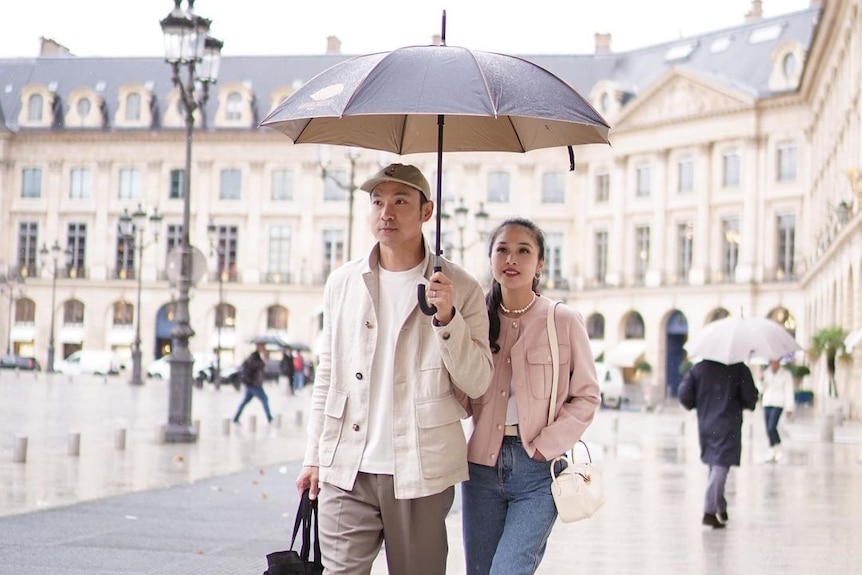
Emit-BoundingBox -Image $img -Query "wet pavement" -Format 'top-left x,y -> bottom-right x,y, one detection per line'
1,371 -> 860,574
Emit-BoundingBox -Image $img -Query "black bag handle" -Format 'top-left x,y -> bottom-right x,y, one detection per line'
290,489 -> 321,565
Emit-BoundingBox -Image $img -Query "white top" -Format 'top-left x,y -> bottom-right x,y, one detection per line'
359,263 -> 424,474
760,365 -> 795,410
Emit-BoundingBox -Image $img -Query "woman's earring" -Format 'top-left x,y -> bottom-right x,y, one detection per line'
535,270 -> 542,280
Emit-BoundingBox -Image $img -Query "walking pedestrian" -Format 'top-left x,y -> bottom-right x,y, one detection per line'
460,217 -> 601,575
233,342 -> 273,424
292,352 -> 305,392
679,359 -> 758,528
295,163 -> 493,575
281,347 -> 295,395
759,357 -> 795,462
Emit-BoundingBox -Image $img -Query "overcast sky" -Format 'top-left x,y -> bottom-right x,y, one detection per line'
1,0 -> 813,58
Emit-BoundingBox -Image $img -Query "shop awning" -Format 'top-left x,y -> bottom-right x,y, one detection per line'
605,339 -> 646,368
209,329 -> 236,350
60,327 -> 84,344
10,325 -> 35,342
108,328 -> 134,346
589,340 -> 605,360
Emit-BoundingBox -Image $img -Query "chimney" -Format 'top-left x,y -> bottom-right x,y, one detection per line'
39,36 -> 73,57
326,35 -> 341,55
594,32 -> 612,54
745,0 -> 764,22
431,34 -> 443,46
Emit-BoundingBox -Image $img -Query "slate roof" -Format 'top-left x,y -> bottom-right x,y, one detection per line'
0,6 -> 820,132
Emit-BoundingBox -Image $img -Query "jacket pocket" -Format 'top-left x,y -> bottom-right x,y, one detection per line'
415,395 -> 468,479
318,388 -> 348,467
526,345 -> 571,400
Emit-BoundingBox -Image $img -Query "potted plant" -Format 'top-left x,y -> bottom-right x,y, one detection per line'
784,362 -> 813,406
810,326 -> 850,397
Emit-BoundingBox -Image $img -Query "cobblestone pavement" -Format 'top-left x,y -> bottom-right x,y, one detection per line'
1,371 -> 860,574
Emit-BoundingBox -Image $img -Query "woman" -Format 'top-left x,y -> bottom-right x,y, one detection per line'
461,218 -> 601,575
760,358 -> 795,462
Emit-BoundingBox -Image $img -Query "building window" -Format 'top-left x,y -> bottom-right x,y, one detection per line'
634,225 -> 650,284
70,167 -> 92,200
721,217 -> 740,282
216,303 -> 236,328
722,151 -> 740,187
213,225 -> 239,281
322,229 -> 345,280
169,169 -> 184,199
126,93 -> 141,121
782,53 -> 798,78
430,171 -> 454,204
323,169 -> 347,202
678,157 -> 694,193
226,92 -> 243,121
544,232 -> 564,287
15,299 -> 36,324
624,312 -> 645,339
115,222 -> 137,279
272,170 -> 294,201
165,224 -> 183,261
541,172 -> 565,204
676,222 -> 693,283
777,142 -> 797,182
487,171 -> 510,203
267,305 -> 289,330
586,314 -> 605,339
594,230 -> 608,286
220,169 -> 242,200
22,168 -> 42,199
113,301 -> 134,326
595,172 -> 610,203
268,225 -> 292,282
636,165 -> 651,197
17,222 -> 39,278
76,98 -> 91,118
776,214 -> 795,280
118,168 -> 141,200
63,300 -> 85,325
66,223 -> 87,279
27,94 -> 43,122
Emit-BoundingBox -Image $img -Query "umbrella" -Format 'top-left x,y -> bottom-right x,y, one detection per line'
284,342 -> 312,353
260,12 -> 610,314
685,317 -> 801,365
249,334 -> 289,347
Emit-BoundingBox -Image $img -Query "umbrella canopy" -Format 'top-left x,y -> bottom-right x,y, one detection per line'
260,36 -> 610,314
249,334 -> 289,347
685,317 -> 801,366
844,328 -> 862,351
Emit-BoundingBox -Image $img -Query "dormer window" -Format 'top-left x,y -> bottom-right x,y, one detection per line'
782,52 -> 798,78
226,92 -> 242,120
27,94 -> 43,122
77,98 -> 91,118
126,93 -> 141,121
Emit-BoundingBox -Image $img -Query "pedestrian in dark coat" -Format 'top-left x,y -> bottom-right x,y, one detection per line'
679,359 -> 758,529
233,343 -> 273,424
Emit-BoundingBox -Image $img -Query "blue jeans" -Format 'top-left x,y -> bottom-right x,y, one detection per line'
461,436 -> 558,575
764,406 -> 784,446
233,385 -> 272,423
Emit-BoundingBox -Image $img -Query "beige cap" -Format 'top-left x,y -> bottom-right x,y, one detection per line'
360,163 -> 431,201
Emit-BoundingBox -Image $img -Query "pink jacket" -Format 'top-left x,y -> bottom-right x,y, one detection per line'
463,296 -> 600,465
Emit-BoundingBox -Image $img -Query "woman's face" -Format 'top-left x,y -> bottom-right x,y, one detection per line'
490,225 -> 543,291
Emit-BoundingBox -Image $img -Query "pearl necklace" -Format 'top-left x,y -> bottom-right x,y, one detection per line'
500,292 -> 537,315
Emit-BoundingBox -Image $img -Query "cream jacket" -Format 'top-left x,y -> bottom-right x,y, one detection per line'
464,296 -> 601,465
303,242 -> 493,499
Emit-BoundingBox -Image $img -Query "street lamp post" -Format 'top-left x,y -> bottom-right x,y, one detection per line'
449,197 -> 490,265
1,272 -> 25,356
319,147 -> 360,260
207,220 -> 224,389
161,0 -> 222,442
119,205 -> 163,386
38,241 -> 72,372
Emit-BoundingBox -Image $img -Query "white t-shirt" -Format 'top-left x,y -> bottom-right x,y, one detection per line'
359,263 -> 424,474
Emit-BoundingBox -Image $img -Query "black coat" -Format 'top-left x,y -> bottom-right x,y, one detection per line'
678,360 -> 758,467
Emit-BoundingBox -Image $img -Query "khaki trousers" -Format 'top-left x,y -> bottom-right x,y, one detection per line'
318,473 -> 455,575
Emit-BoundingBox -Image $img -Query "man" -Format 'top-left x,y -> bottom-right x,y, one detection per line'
296,163 -> 493,574
679,359 -> 758,529
280,347 -> 295,395
232,342 -> 273,424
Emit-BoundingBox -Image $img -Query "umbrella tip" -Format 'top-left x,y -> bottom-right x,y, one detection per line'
441,10 -> 447,46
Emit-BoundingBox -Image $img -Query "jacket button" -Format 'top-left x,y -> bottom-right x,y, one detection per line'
442,333 -> 450,340
355,372 -> 363,380
365,321 -> 373,328
352,424 -> 360,431
496,423 -> 502,430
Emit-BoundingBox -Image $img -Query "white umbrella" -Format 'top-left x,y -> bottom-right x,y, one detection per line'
844,328 -> 862,351
685,317 -> 801,365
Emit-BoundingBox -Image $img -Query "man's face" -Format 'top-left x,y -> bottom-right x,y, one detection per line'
369,181 -> 433,251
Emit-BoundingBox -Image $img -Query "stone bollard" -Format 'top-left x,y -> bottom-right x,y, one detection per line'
676,420 -> 686,462
295,409 -> 304,427
275,413 -> 283,429
820,414 -> 835,442
13,435 -> 28,463
249,415 -> 258,432
68,431 -> 81,457
115,428 -> 127,450
155,424 -> 167,443
193,419 -> 201,436
222,418 -> 232,436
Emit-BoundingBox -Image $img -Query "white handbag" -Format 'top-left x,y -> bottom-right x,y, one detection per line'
546,303 -> 606,523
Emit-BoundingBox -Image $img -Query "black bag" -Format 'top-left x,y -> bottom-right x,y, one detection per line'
263,489 -> 323,575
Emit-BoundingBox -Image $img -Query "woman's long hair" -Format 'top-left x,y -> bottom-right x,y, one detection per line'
485,218 -> 546,353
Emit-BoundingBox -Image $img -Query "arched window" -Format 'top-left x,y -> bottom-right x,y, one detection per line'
63,300 -> 85,325
113,301 -> 133,326
15,298 -> 36,323
76,97 -> 91,118
226,92 -> 243,120
216,303 -> 236,328
623,312 -> 645,339
267,305 -> 289,330
27,94 -> 43,122
126,93 -> 141,121
707,308 -> 730,323
586,313 -> 605,339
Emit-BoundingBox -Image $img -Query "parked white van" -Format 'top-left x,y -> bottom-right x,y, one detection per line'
54,350 -> 122,376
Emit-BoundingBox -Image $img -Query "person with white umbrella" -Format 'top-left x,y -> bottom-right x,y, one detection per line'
759,357 -> 795,462
678,359 -> 759,528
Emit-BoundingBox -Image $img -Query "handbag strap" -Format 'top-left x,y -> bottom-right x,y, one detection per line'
547,302 -> 560,426
291,489 -> 322,564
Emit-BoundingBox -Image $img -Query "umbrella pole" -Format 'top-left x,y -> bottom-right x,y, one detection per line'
417,114 -> 445,316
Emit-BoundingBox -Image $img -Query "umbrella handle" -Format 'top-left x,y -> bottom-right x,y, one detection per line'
417,284 -> 437,316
